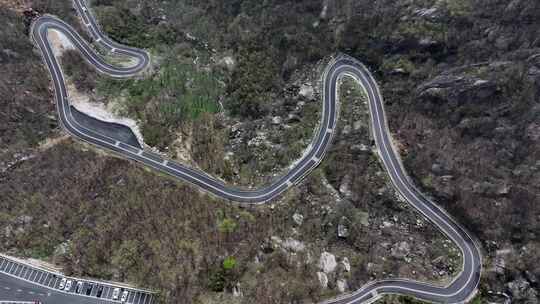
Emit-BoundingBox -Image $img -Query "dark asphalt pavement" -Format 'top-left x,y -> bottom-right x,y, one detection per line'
1,0 -> 483,303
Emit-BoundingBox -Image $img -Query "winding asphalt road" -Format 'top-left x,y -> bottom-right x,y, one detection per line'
19,0 -> 483,303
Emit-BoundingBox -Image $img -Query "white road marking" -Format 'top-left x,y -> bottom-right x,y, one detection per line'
28,2 -> 481,304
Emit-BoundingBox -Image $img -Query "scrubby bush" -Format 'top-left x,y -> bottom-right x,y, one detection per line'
98,54 -> 223,148
222,256 -> 236,270
225,40 -> 277,119
61,50 -> 98,92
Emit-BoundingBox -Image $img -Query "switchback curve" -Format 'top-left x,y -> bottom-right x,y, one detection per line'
29,1 -> 482,303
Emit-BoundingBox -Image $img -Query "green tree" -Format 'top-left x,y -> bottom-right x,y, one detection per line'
226,40 -> 278,119
222,256 -> 236,270
218,218 -> 238,234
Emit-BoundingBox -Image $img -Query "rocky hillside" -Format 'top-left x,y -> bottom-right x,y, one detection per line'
0,0 -> 539,303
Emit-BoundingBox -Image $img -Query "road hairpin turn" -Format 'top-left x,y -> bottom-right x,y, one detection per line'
30,0 -> 482,303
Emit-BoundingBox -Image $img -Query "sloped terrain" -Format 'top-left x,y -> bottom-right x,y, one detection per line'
0,0 -> 539,303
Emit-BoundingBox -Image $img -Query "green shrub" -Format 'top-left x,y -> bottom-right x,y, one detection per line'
208,257 -> 238,292
226,41 -> 278,119
208,268 -> 226,292
97,54 -> 223,148
222,256 -> 236,270
218,218 -> 238,234
95,5 -> 183,49
441,0 -> 473,18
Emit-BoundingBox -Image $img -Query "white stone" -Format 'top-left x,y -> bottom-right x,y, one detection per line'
270,236 -> 283,248
473,79 -> 489,86
414,7 -> 439,19
4,225 -> 13,238
317,272 -> 328,288
47,29 -> 75,57
16,215 -> 33,225
271,236 -> 306,253
293,213 -> 304,226
232,283 -> 243,297
282,238 -> 306,253
299,84 -> 315,100
54,242 -> 70,256
391,241 -> 411,259
337,279 -> 348,292
342,257 -> 351,272
219,56 -> 236,71
223,151 -> 234,161
339,175 -> 353,198
320,5 -> 328,19
271,116 -> 282,125
319,252 -> 338,273
351,144 -> 370,152
337,216 -> 350,238
305,250 -> 313,264
382,221 -> 394,228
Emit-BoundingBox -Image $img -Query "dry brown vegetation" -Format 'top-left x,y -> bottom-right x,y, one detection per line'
1,0 -> 539,303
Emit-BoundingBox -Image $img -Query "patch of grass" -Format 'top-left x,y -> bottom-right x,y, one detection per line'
222,256 -> 237,270
469,294 -> 488,304
218,218 -> 238,234
440,0 -> 473,18
382,56 -> 416,75
225,40 -> 279,119
98,54 -> 223,148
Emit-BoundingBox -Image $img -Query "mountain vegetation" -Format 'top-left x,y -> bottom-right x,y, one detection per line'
0,0 -> 538,303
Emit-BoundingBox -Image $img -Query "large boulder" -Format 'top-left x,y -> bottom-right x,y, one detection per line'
336,279 -> 348,292
319,252 -> 338,273
317,272 -> 329,288
293,213 -> 304,226
337,216 -> 350,238
341,257 -> 351,272
282,238 -> 306,253
417,73 -> 498,107
299,83 -> 315,101
270,236 -> 306,253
